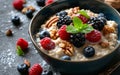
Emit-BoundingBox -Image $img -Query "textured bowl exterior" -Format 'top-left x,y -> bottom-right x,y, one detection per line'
29,0 -> 120,74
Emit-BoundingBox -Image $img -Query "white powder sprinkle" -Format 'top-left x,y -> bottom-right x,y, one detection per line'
0,49 -> 16,68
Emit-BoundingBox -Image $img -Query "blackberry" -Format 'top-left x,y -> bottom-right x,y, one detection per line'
88,17 -> 105,31
83,46 -> 95,57
57,15 -> 72,28
56,11 -> 67,16
70,33 -> 85,48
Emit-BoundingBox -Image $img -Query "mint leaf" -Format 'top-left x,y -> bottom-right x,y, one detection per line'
73,17 -> 82,28
80,24 -> 94,33
66,17 -> 94,34
66,25 -> 79,33
79,10 -> 90,18
16,46 -> 24,56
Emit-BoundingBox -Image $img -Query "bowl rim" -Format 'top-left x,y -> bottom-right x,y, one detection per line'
29,0 -> 120,63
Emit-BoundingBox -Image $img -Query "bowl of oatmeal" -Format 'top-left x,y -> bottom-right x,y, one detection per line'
29,0 -> 120,74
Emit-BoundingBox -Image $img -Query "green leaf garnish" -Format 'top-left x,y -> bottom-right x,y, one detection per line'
16,46 -> 24,56
79,9 -> 90,18
66,17 -> 94,34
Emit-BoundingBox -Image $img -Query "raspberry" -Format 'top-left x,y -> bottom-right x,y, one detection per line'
78,15 -> 88,23
16,38 -> 28,50
58,25 -> 70,40
45,0 -> 54,6
12,0 -> 24,10
85,30 -> 101,43
40,37 -> 55,50
29,64 -> 43,75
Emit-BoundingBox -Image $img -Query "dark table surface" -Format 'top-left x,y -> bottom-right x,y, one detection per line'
0,0 -> 120,75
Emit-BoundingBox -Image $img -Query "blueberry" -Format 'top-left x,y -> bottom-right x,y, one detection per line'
17,63 -> 29,75
26,10 -> 33,19
11,15 -> 20,25
36,0 -> 45,6
83,46 -> 95,57
39,30 -> 50,39
98,13 -> 105,18
60,55 -> 71,60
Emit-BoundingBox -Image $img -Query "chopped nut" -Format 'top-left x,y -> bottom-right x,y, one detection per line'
28,6 -> 35,12
6,29 -> 13,36
102,25 -> 115,35
45,16 -> 58,28
58,40 -> 74,56
24,59 -> 31,67
50,29 -> 58,40
99,41 -> 109,48
22,6 -> 35,14
22,7 -> 28,14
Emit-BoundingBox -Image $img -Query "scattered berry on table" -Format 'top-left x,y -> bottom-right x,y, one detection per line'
39,30 -> 50,39
56,11 -> 68,16
85,30 -> 101,43
70,33 -> 85,48
58,25 -> 70,40
6,29 -> 13,36
57,15 -> 72,28
45,0 -> 54,6
16,38 -> 28,50
78,15 -> 89,23
40,37 -> 55,50
60,55 -> 71,60
29,63 -> 43,75
87,17 -> 106,31
36,0 -> 45,6
17,63 -> 29,75
26,10 -> 33,19
11,15 -> 21,25
12,0 -> 24,10
83,46 -> 95,57
22,6 -> 35,14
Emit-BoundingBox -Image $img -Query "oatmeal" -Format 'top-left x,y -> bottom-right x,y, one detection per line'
36,7 -> 118,61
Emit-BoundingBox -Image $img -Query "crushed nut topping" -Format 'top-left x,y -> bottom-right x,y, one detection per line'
102,25 -> 115,35
58,40 -> 74,56
45,16 -> 58,28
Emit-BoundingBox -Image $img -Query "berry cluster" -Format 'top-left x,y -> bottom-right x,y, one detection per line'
88,13 -> 106,31
56,11 -> 72,28
17,60 -> 43,75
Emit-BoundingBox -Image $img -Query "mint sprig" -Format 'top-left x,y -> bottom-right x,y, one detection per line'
16,46 -> 24,56
66,17 -> 94,34
79,9 -> 90,18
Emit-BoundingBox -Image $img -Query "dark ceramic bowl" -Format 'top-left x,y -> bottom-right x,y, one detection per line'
29,0 -> 120,74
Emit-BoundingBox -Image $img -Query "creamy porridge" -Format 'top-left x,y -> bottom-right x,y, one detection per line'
36,7 -> 118,61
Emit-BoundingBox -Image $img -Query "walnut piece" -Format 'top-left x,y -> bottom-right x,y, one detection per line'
99,41 -> 109,48
22,6 -> 35,14
58,40 -> 74,56
50,29 -> 59,40
102,25 -> 115,35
